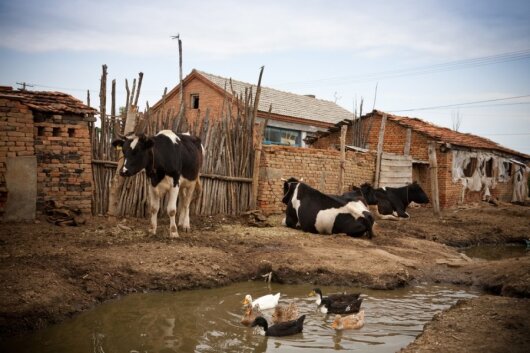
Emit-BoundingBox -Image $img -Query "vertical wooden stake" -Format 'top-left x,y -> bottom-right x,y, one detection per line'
337,124 -> 347,194
428,142 -> 441,216
374,114 -> 387,188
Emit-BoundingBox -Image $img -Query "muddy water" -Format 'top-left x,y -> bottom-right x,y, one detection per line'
462,243 -> 528,260
4,282 -> 477,353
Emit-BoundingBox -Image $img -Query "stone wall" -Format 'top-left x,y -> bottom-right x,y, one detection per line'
257,145 -> 376,214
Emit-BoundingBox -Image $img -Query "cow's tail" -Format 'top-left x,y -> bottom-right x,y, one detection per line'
193,176 -> 202,201
361,211 -> 376,239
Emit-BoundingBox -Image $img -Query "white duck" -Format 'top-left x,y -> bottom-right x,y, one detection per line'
242,293 -> 280,310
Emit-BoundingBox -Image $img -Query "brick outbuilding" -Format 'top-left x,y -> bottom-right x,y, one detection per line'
151,69 -> 352,147
308,110 -> 529,208
0,86 -> 96,220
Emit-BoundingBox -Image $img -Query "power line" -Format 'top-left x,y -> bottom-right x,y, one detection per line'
480,132 -> 530,136
276,49 -> 530,86
388,94 -> 530,113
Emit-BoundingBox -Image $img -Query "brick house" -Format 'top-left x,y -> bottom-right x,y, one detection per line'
0,86 -> 96,220
308,110 -> 529,208
150,69 -> 353,147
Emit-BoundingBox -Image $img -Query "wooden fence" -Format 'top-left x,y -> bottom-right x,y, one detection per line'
91,65 -> 265,217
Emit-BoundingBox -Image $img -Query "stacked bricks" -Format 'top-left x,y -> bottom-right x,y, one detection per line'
257,145 -> 376,214
312,112 -> 519,208
33,114 -> 93,213
0,98 -> 35,215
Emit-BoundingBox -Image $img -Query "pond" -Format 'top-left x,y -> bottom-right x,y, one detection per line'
461,243 -> 528,260
4,282 -> 478,353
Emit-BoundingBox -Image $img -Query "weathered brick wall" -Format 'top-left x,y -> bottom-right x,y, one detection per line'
34,114 -> 93,213
154,78 -> 230,125
257,145 -> 376,214
0,98 -> 35,215
441,152 -> 516,207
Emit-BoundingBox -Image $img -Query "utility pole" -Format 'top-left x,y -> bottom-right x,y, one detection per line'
16,82 -> 34,90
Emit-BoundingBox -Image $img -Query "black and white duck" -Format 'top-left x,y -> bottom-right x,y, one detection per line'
251,315 -> 306,337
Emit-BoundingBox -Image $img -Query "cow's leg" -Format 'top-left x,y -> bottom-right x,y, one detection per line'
167,182 -> 180,238
178,180 -> 196,232
148,186 -> 160,236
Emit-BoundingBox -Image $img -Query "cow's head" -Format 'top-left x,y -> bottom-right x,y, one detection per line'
359,183 -> 378,205
281,177 -> 300,204
112,133 -> 154,177
407,181 -> 430,204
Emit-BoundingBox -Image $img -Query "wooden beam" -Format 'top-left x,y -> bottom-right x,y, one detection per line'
337,124 -> 347,194
404,128 -> 412,155
428,142 -> 441,216
374,114 -> 387,187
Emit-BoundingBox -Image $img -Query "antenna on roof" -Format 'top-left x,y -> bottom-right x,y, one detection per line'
16,82 -> 34,91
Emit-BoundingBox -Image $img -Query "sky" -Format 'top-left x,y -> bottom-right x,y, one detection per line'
1,0 -> 529,154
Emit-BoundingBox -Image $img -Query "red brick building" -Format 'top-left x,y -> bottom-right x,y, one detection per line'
151,69 -> 353,147
308,110 -> 529,208
0,86 -> 96,220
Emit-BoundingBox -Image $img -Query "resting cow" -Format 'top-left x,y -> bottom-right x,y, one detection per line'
340,182 -> 429,220
282,178 -> 375,238
112,130 -> 204,237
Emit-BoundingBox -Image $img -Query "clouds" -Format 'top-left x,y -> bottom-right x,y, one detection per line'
1,0 -> 528,59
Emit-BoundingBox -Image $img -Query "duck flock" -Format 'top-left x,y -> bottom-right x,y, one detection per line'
240,288 -> 365,337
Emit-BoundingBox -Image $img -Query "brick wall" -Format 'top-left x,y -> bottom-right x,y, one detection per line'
311,113 -> 521,208
0,98 -> 35,215
154,77 -> 230,126
1,97 -> 93,216
33,114 -> 93,213
257,145 -> 376,214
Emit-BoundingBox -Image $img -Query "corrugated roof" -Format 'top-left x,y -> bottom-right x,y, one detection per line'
0,86 -> 97,115
196,70 -> 353,124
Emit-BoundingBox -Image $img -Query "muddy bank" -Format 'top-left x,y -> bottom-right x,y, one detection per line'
0,203 -> 529,348
401,295 -> 530,353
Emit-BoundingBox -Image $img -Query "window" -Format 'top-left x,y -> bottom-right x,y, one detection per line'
68,128 -> 75,137
37,126 -> 45,136
264,127 -> 301,146
52,127 -> 60,137
191,94 -> 200,109
463,157 -> 477,177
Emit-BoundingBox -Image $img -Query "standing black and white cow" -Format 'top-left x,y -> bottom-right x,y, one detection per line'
112,130 -> 204,237
282,178 -> 375,238
342,182 -> 429,220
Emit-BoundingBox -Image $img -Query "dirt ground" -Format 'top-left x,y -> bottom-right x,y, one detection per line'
0,202 -> 529,352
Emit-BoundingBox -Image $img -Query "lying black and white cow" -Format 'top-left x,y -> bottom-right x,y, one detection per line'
112,130 -> 204,237
340,182 -> 429,220
282,178 -> 375,238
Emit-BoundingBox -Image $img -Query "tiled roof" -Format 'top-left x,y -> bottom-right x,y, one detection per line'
196,70 -> 353,125
0,86 -> 97,115
311,109 -> 528,159
376,110 -> 528,159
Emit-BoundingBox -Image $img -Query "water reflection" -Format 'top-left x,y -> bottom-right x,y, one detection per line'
4,282 -> 478,353
462,243 -> 527,260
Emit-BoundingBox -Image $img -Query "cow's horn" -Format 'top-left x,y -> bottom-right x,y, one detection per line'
280,178 -> 287,181
300,177 -> 304,182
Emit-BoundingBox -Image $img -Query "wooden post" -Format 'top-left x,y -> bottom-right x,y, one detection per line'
404,128 -> 411,156
108,101 -> 138,217
374,114 -> 387,187
428,142 -> 441,216
99,65 -> 107,159
337,124 -> 347,194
